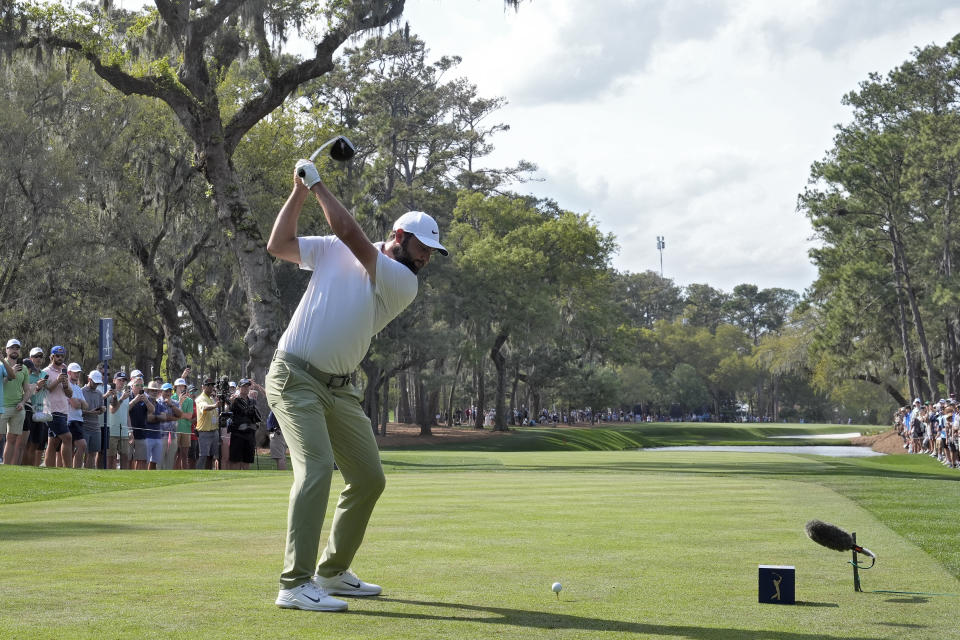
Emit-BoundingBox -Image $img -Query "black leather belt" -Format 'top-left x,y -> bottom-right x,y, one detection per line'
273,350 -> 352,388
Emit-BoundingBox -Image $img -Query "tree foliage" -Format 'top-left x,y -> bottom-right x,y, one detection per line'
800,36 -> 960,408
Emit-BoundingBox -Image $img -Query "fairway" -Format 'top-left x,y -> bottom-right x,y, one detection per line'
1,450 -> 958,639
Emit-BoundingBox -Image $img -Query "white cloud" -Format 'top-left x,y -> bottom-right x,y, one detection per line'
397,0 -> 960,293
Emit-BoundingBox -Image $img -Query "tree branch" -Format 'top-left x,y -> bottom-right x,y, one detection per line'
223,0 -> 406,153
180,287 -> 219,347
13,35 -> 199,136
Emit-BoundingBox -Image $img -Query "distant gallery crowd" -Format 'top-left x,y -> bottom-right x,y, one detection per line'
0,339 -> 288,470
894,397 -> 960,469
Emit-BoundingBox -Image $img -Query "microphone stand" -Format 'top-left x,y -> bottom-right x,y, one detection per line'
852,531 -> 862,592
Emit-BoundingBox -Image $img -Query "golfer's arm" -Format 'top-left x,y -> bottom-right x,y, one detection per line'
267,188 -> 308,264
309,181 -> 378,281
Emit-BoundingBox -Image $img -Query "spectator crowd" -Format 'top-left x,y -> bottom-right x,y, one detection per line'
894,396 -> 960,469
1,338 -> 288,470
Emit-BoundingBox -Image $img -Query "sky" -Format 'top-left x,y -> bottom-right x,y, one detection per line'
390,0 -> 960,294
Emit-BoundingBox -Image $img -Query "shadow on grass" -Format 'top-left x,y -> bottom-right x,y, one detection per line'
0,521 -> 148,541
793,601 -> 839,607
356,598 -> 874,639
381,458 -> 504,471
882,596 -> 930,604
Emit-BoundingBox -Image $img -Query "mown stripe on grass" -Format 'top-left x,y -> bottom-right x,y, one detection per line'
0,465 -> 249,505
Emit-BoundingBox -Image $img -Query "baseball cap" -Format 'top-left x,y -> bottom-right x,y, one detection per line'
29,347 -> 43,357
88,370 -> 103,384
229,381 -> 237,388
67,362 -> 83,373
913,398 -> 921,404
393,211 -> 448,256
239,378 -> 251,386
130,369 -> 143,378
51,345 -> 66,356
161,382 -> 173,391
174,378 -> 187,387
6,338 -> 20,348
114,371 -> 128,380
203,378 -> 215,385
188,385 -> 198,393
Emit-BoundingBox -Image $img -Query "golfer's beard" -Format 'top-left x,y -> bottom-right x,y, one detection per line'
392,239 -> 420,274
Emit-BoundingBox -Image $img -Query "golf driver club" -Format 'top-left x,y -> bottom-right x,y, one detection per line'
298,135 -> 356,178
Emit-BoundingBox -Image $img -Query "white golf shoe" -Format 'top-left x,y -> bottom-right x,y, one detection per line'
313,570 -> 382,597
275,581 -> 348,611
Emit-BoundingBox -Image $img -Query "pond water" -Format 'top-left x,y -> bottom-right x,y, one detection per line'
642,445 -> 884,457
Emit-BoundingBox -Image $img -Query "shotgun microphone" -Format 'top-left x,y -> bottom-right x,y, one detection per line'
805,519 -> 876,559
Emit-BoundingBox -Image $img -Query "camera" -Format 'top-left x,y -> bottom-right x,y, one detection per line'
214,376 -> 233,427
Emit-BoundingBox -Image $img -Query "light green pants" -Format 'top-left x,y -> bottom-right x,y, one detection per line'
266,354 -> 385,590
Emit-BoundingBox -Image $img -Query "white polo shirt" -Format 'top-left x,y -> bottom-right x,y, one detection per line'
277,236 -> 417,375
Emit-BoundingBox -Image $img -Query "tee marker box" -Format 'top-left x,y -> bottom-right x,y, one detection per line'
758,565 -> 795,604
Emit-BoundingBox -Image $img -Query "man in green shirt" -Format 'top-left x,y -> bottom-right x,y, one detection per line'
173,378 -> 195,469
2,339 -> 31,465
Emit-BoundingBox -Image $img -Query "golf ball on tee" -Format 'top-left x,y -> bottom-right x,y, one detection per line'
552,582 -> 562,593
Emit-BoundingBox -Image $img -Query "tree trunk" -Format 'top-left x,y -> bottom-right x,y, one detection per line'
944,330 -> 954,400
361,358 -> 381,435
490,331 -> 508,431
474,361 -> 485,429
380,373 -> 391,436
428,386 -> 441,426
892,258 -> 919,403
446,353 -> 463,428
201,147 -> 282,384
397,370 -> 412,423
414,374 -> 431,436
509,365 -> 521,425
891,224 -> 937,399
948,321 -> 960,397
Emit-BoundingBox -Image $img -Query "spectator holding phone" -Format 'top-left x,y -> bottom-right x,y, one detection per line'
105,371 -> 131,469
22,347 -> 47,466
173,378 -> 194,469
2,339 -> 30,465
38,346 -> 74,468
65,363 -> 89,468
80,370 -> 106,468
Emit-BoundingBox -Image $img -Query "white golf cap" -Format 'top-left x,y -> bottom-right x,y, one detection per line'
130,369 -> 143,378
67,362 -> 83,373
393,211 -> 448,256
6,338 -> 21,348
88,370 -> 103,384
174,378 -> 187,387
29,347 -> 43,356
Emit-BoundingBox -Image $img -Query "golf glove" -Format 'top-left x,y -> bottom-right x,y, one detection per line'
295,159 -> 321,189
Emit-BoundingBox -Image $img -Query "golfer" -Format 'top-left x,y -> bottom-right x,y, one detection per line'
266,158 -> 446,612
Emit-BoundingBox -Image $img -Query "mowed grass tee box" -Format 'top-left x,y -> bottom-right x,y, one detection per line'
0,445 -> 958,639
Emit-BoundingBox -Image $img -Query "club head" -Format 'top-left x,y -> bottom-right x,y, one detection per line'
330,136 -> 355,162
